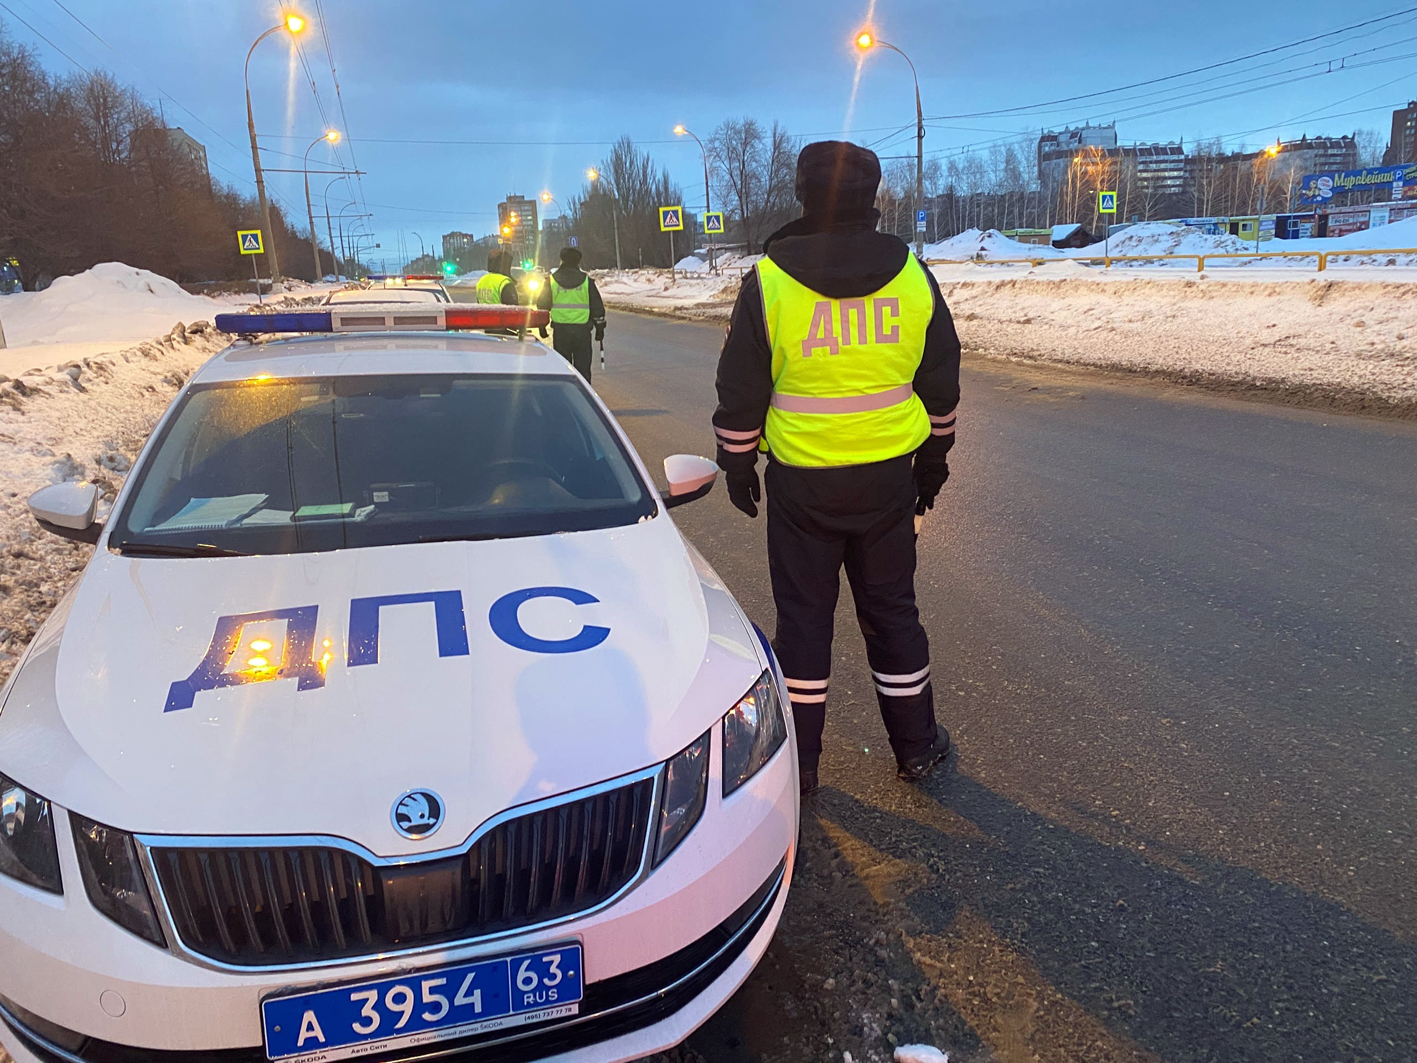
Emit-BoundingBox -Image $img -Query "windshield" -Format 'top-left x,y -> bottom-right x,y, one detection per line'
325,288 -> 444,304
111,374 -> 655,555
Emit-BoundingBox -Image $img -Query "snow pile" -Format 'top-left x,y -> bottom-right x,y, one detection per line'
0,263 -> 230,348
894,1047 -> 949,1063
447,271 -> 487,287
0,320 -> 230,679
1075,221 -> 1254,259
592,267 -> 743,315
925,229 -> 1063,261
935,271 -> 1417,408
676,250 -> 763,273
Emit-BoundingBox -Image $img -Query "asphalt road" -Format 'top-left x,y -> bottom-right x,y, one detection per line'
593,311 -> 1417,1063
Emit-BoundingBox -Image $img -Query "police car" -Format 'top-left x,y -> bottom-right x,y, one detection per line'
0,304 -> 798,1063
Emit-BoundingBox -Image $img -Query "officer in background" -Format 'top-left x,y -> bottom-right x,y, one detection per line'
713,141 -> 960,795
536,246 -> 606,381
476,249 -> 520,305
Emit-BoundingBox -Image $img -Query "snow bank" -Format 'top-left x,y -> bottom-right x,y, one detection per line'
935,271 -> 1417,408
1075,221 -> 1253,259
0,263 -> 230,348
924,229 -> 1063,261
0,321 -> 230,678
592,267 -> 742,314
894,1047 -> 949,1063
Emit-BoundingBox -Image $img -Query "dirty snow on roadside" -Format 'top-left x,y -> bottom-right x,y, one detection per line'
0,264 -> 237,681
596,246 -> 1417,411
935,272 -> 1417,409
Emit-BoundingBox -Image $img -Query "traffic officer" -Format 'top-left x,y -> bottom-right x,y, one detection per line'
476,249 -> 520,305
712,140 -> 960,796
536,246 -> 606,381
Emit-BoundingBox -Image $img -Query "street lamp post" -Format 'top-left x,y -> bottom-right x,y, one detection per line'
323,175 -> 348,280
674,124 -> 715,272
857,30 -> 926,257
245,12 -> 307,292
586,168 -> 622,270
337,201 -> 366,271
303,129 -> 339,283
411,231 -> 426,265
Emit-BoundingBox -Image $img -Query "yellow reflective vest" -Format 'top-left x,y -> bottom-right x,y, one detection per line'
757,255 -> 932,467
476,272 -> 511,304
549,276 -> 591,325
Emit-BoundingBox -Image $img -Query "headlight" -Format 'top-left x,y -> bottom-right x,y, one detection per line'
654,730 -> 710,866
0,775 -> 62,893
72,816 -> 166,946
722,670 -> 787,797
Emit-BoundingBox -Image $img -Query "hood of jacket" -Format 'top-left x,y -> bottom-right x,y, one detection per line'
761,209 -> 911,299
550,264 -> 588,289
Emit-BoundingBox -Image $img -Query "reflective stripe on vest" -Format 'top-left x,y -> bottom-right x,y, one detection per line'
476,272 -> 510,304
550,276 -> 591,324
757,255 -> 932,468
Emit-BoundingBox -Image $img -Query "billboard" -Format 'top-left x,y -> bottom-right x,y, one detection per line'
1299,163 -> 1417,205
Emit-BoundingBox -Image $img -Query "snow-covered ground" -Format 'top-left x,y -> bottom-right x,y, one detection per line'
925,217 -> 1417,269
0,262 -> 240,377
597,229 -> 1417,410
0,264 -> 243,678
592,267 -> 744,316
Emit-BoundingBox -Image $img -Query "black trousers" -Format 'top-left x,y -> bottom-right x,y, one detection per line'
551,325 -> 593,381
766,454 -> 939,772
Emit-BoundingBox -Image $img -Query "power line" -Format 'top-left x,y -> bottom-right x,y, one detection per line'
921,5 -> 1417,122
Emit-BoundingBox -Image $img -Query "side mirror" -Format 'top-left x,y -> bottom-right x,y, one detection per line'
28,482 -> 102,544
662,454 -> 719,509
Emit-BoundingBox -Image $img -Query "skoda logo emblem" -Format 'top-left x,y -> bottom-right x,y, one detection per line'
392,789 -> 444,840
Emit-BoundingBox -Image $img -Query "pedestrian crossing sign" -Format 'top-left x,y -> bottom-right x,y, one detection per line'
1098,191 -> 1117,214
237,229 -> 264,255
703,211 -> 724,234
658,206 -> 683,232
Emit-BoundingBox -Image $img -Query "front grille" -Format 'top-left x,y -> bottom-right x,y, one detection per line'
149,778 -> 654,966
0,858 -> 787,1063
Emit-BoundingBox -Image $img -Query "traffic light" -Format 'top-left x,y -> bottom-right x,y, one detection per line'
521,259 -> 534,270
441,261 -> 456,277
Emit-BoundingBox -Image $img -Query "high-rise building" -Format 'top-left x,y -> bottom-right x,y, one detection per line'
1383,102 -> 1417,165
497,196 -> 539,242
1123,142 -> 1187,198
441,231 -> 476,260
1037,123 -> 1118,188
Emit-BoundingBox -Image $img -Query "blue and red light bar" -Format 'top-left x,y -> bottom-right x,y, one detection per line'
215,306 -> 549,335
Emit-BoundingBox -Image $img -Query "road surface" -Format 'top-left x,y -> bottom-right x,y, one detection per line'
592,311 -> 1417,1063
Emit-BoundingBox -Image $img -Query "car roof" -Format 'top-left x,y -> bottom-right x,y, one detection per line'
325,288 -> 443,304
190,332 -> 577,386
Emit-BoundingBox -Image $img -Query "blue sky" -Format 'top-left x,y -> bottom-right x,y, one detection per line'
3,0 -> 1415,266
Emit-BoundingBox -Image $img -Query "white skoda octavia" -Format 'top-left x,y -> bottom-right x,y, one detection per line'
0,306 -> 798,1063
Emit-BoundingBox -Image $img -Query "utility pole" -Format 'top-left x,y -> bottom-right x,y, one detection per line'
245,17 -> 305,293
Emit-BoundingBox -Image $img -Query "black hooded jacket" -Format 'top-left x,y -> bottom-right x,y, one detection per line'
535,264 -> 606,327
712,210 -> 960,474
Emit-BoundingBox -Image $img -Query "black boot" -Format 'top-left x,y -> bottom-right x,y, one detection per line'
799,767 -> 820,796
896,729 -> 951,782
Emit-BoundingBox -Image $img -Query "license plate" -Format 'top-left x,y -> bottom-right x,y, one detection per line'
261,944 -> 583,1062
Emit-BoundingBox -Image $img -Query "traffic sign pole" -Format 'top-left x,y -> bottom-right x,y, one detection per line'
252,254 -> 263,305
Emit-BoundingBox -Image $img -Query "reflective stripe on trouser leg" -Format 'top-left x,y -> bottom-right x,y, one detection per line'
766,471 -> 847,775
845,499 -> 939,764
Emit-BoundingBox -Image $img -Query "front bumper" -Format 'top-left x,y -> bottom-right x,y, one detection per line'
0,728 -> 797,1063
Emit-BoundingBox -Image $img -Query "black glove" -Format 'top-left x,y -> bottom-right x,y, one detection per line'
914,455 -> 949,515
726,466 -> 761,518
594,323 -> 605,343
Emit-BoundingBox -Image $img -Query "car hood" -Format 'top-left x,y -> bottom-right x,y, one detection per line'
0,518 -> 764,856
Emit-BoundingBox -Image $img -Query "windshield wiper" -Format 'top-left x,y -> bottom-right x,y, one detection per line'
115,541 -> 248,558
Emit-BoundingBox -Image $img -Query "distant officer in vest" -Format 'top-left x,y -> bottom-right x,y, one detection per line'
536,246 -> 606,381
713,141 -> 960,796
476,249 -> 520,305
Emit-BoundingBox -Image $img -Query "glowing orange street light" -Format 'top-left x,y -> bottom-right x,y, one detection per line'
856,31 -> 874,49
285,13 -> 305,34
